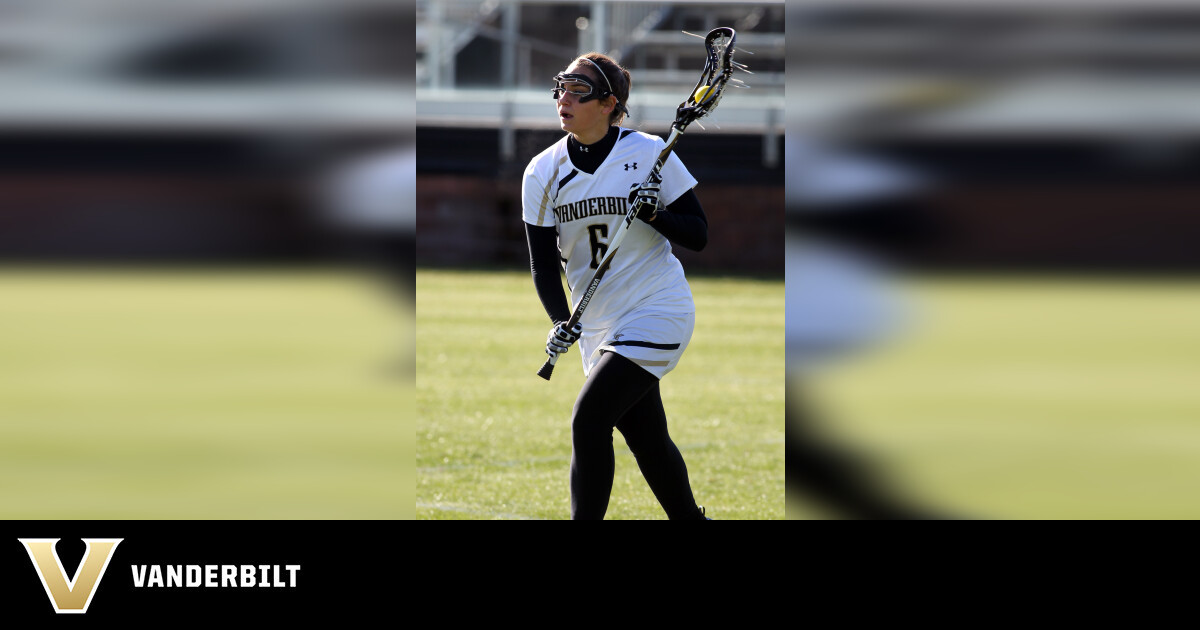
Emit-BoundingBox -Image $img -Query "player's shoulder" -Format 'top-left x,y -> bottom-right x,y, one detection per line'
524,135 -> 570,176
616,127 -> 664,148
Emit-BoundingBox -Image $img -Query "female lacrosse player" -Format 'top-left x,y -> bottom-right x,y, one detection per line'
522,53 -> 710,520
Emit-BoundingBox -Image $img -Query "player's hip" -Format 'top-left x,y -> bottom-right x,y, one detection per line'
579,309 -> 695,380
575,270 -> 694,327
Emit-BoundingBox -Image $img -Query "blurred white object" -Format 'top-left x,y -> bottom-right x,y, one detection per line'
786,232 -> 908,374
323,147 -> 416,234
786,138 -> 924,373
786,138 -> 925,209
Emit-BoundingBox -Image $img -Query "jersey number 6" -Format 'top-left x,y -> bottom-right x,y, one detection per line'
587,224 -> 609,269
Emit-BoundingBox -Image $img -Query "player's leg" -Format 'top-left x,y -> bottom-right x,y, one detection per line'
787,379 -> 940,519
569,351 -> 658,520
615,382 -> 706,520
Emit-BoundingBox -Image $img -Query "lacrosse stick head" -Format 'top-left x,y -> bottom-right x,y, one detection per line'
675,27 -> 737,129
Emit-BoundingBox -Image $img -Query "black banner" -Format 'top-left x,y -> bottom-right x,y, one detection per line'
0,522 -> 396,621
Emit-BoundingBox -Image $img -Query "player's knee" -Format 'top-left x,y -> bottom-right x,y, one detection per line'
624,435 -> 670,462
571,406 -> 615,446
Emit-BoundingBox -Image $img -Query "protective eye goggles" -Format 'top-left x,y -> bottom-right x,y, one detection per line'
551,73 -> 610,103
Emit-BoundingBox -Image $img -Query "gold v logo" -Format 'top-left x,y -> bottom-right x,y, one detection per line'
18,538 -> 123,614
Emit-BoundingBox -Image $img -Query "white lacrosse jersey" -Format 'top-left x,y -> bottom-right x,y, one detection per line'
523,128 -> 699,329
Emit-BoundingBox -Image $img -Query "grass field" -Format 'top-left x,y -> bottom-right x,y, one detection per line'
795,275 -> 1200,520
416,268 -> 787,520
0,267 -> 413,519
11,266 -> 1193,520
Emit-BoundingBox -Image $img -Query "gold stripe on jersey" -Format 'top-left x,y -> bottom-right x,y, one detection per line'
599,344 -> 673,368
537,154 -> 570,225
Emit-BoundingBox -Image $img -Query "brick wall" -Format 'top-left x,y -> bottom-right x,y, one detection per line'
416,173 -> 784,274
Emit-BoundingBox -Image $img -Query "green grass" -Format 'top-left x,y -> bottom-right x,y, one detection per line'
17,266 -> 1189,520
416,268 -> 786,520
796,275 -> 1200,520
0,267 -> 413,519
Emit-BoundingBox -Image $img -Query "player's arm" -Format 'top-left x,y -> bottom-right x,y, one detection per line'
525,223 -> 572,325
638,188 -> 708,252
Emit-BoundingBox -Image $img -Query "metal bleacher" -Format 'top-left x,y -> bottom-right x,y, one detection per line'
416,1 -> 785,164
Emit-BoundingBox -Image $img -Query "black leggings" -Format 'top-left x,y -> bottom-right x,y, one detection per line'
786,380 -> 942,520
570,351 -> 704,520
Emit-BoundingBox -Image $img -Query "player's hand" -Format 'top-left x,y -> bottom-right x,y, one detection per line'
546,321 -> 583,357
629,180 -> 661,222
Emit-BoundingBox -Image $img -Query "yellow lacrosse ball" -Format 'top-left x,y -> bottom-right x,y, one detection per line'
692,86 -> 711,103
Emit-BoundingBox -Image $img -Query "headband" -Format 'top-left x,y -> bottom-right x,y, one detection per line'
578,58 -> 614,95
576,57 -> 629,116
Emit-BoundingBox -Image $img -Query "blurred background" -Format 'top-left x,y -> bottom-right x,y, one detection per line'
786,0 -> 1200,518
415,1 -> 786,519
0,0 -> 415,518
416,0 -> 783,273
14,0 -> 1194,520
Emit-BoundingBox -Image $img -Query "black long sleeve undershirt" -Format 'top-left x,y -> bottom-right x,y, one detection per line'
525,189 -> 708,325
643,188 -> 707,252
526,223 -> 572,325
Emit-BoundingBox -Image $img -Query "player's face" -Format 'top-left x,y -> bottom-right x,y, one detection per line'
557,62 -> 612,144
